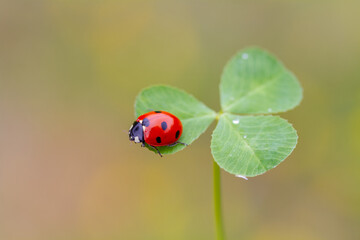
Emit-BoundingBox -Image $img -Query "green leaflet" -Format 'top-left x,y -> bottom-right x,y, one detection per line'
211,114 -> 298,177
135,85 -> 216,155
220,47 -> 302,114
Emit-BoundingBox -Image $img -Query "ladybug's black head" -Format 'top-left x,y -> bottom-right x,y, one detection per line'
129,121 -> 144,143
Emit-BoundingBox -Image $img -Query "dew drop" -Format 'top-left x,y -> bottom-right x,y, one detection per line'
268,108 -> 272,112
232,119 -> 239,124
243,135 -> 247,139
242,53 -> 249,59
236,175 -> 248,180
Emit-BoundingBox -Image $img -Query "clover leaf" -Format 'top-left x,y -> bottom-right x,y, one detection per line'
133,47 -> 302,177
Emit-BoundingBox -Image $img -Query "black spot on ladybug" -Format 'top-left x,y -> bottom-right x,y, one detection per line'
154,110 -> 162,113
156,137 -> 162,143
142,118 -> 150,127
161,121 -> 167,130
175,130 -> 180,139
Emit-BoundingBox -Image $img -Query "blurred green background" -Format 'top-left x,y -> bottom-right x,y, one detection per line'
1,0 -> 360,239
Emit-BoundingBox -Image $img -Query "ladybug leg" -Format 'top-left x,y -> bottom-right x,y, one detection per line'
177,141 -> 188,146
149,145 -> 162,157
168,141 -> 188,147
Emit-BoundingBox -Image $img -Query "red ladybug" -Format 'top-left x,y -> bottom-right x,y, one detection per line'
128,111 -> 187,157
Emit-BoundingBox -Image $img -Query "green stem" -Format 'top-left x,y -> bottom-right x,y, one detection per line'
213,160 -> 225,240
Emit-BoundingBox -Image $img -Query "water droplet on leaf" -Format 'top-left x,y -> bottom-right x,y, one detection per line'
235,175 -> 248,180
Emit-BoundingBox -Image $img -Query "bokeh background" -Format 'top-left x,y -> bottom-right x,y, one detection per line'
1,0 -> 360,239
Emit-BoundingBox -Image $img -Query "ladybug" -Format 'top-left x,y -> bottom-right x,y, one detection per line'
128,110 -> 187,157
